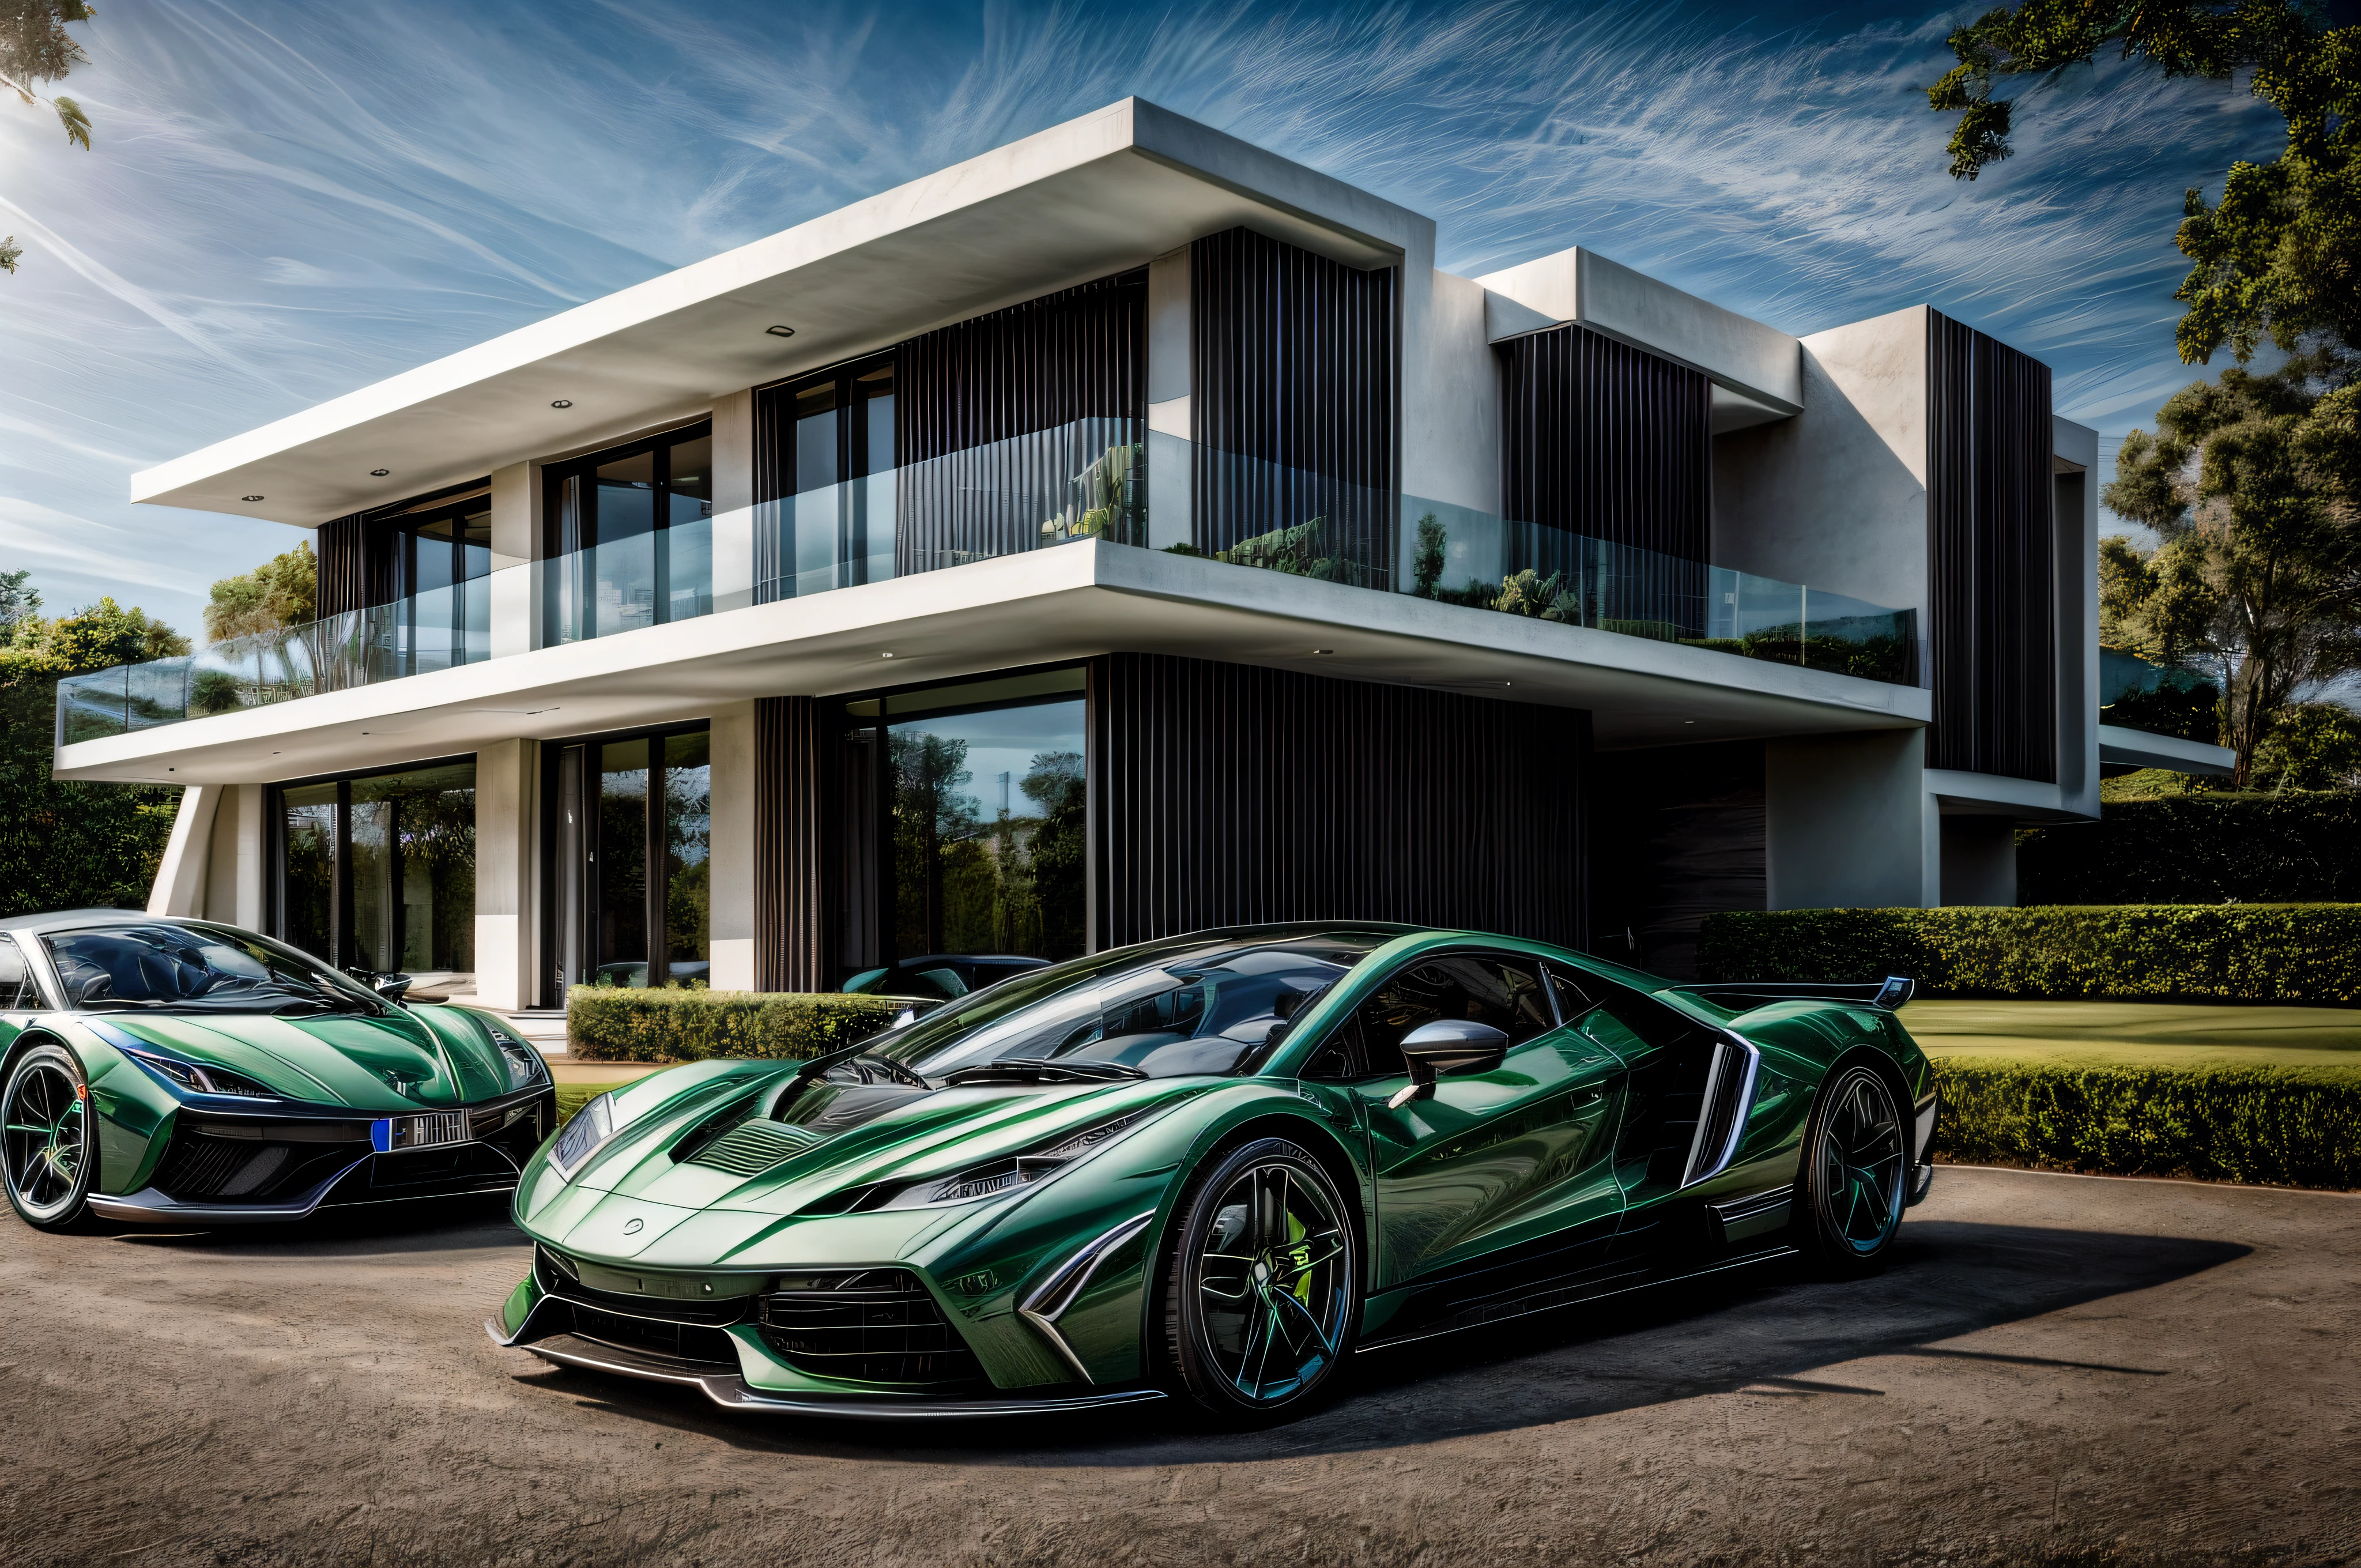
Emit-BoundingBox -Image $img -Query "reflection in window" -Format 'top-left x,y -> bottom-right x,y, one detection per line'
597,740 -> 649,985
280,783 -> 335,962
272,763 -> 474,973
663,730 -> 711,985
545,422 -> 715,642
889,696 -> 1085,965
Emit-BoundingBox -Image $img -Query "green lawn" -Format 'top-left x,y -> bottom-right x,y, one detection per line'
554,1077 -> 674,1123
1900,998 -> 2361,1072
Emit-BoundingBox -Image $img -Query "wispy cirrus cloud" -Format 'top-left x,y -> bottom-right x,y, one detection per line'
0,1 -> 2285,633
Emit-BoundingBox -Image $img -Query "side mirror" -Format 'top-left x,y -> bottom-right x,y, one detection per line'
349,967 -> 412,1004
1388,1019 -> 1511,1109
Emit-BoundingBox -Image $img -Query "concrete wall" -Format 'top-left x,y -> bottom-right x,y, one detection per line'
1938,816 -> 2017,907
1410,270 -> 1500,515
712,387 -> 756,609
1764,728 -> 1937,910
1475,247 -> 1802,413
473,739 -> 538,1010
1146,246 -> 1191,551
707,699 -> 757,991
1712,306 -> 1929,621
487,461 -> 541,658
2052,417 -> 2102,821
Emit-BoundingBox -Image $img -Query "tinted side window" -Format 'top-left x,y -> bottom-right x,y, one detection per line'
1353,953 -> 1554,1075
1577,978 -> 1703,1054
1544,963 -> 1601,1024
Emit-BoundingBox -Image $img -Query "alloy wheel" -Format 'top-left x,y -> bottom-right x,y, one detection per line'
1811,1066 -> 1906,1258
1186,1150 -> 1354,1409
3,1051 -> 92,1227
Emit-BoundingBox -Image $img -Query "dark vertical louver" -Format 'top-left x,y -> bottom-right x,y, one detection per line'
889,271 -> 1147,574
1928,312 -> 2055,782
1089,654 -> 1586,950
1190,228 -> 1399,581
1498,322 -> 1712,569
753,695 -> 832,991
314,515 -> 371,620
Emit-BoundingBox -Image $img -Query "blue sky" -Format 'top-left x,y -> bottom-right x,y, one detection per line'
0,0 -> 2287,636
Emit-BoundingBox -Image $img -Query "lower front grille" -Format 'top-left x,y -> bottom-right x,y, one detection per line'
561,1302 -> 741,1368
758,1269 -> 984,1388
152,1133 -> 367,1203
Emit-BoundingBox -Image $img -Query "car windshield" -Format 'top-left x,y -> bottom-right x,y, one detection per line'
870,925 -> 1402,1082
43,923 -> 386,1016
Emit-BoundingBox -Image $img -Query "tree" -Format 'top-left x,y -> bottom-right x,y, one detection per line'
2101,357 -> 2361,784
0,1 -> 96,276
203,542 -> 318,643
1927,2 -> 2359,365
0,574 -> 187,915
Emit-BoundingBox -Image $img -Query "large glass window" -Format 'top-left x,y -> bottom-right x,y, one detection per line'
763,356 -> 893,597
544,421 -> 715,642
839,669 -> 1087,977
548,723 -> 710,993
270,760 -> 476,977
389,497 -> 492,674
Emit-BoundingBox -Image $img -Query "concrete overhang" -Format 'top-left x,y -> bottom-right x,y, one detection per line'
1475,247 -> 1802,427
2097,723 -> 2236,778
54,545 -> 1930,786
130,99 -> 1423,529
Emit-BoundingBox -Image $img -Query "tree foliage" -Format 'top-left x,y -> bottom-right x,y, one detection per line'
203,541 -> 317,643
2100,356 -> 2361,783
0,573 -> 186,917
0,1 -> 96,276
1928,2 -> 2359,365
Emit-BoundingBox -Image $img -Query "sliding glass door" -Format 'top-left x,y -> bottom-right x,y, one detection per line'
270,760 -> 477,975
548,724 -> 710,994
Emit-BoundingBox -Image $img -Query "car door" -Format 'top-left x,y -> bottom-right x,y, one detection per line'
1303,949 -> 1629,1296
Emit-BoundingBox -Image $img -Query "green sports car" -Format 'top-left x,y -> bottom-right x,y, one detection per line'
489,922 -> 1938,1425
0,911 -> 556,1229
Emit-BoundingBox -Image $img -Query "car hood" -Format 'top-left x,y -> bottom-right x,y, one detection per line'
525,1063 -> 1194,1248
90,1005 -> 518,1111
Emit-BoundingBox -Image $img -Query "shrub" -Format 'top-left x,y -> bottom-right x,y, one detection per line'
1932,1061 -> 2361,1190
567,987 -> 914,1063
1695,904 -> 2361,1004
2017,794 -> 2361,904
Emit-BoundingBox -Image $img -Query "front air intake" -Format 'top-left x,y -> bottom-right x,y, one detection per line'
758,1269 -> 983,1388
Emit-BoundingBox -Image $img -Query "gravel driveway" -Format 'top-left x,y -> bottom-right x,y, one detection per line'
2,1166 -> 2354,1566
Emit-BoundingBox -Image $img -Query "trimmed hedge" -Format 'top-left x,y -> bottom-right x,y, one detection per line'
567,987 -> 913,1063
1932,1061 -> 2361,1190
1695,904 -> 2361,1004
2018,794 -> 2361,905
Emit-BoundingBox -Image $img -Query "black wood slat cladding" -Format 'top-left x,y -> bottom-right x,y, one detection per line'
1190,228 -> 1399,573
1928,313 -> 2056,782
1498,323 -> 1712,564
892,271 -> 1146,573
1089,654 -> 1587,951
753,695 -> 832,991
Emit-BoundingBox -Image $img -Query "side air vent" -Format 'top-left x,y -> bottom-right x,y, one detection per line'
686,1120 -> 824,1178
1681,1039 -> 1759,1188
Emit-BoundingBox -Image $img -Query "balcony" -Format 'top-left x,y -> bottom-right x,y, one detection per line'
59,420 -> 1919,746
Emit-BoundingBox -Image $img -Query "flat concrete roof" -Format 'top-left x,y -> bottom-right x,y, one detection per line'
131,100 -> 1424,530
54,544 -> 1929,786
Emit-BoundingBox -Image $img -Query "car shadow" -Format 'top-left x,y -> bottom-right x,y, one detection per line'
500,1216 -> 2248,1464
95,1193 -> 527,1256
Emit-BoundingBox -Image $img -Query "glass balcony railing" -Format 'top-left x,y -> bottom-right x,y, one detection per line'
2100,646 -> 2220,742
58,417 -> 1920,747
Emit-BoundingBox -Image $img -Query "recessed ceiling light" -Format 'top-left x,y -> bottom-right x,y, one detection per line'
881,651 -> 895,658
242,495 -> 265,502
1312,648 -> 1333,655
370,468 -> 390,477
550,399 -> 573,409
766,325 -> 795,338
1684,719 -> 1696,724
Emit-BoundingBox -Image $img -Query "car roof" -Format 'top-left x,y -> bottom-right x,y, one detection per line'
0,909 -> 193,936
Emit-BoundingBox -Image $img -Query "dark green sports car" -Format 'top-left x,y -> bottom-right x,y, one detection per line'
0,911 -> 555,1228
489,922 -> 1937,1425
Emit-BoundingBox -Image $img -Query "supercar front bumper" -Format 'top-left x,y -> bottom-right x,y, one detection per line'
89,1084 -> 555,1224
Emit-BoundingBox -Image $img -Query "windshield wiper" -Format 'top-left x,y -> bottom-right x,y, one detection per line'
940,1057 -> 1148,1085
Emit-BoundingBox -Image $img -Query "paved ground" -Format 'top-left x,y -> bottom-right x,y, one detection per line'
2,1166 -> 2355,1567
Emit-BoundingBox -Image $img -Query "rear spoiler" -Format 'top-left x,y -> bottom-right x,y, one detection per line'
1684,976 -> 1915,1012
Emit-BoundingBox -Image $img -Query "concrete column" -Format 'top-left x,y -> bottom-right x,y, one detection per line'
1764,729 -> 1937,909
712,388 -> 757,611
1938,816 -> 2019,906
229,783 -> 266,929
473,739 -> 539,1011
1146,246 -> 1191,551
147,785 -> 222,917
707,699 -> 757,991
488,461 -> 542,657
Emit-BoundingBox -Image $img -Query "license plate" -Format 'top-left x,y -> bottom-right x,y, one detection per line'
372,1111 -> 471,1152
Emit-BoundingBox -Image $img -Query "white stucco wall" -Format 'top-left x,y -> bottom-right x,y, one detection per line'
473,738 -> 538,1010
707,699 -> 757,991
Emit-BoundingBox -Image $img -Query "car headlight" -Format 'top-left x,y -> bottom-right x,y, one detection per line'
872,1110 -> 1152,1211
122,1047 -> 278,1100
488,1026 -> 549,1091
545,1091 -> 617,1182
